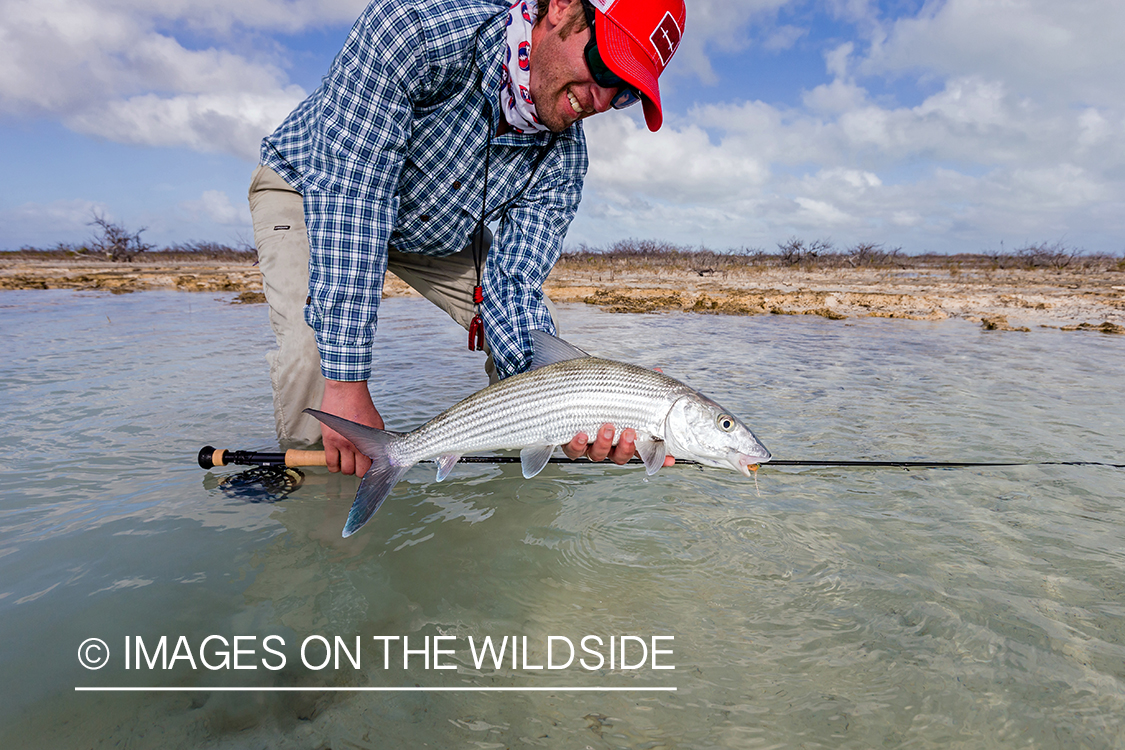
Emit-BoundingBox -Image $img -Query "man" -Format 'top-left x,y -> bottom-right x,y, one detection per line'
249,0 -> 685,476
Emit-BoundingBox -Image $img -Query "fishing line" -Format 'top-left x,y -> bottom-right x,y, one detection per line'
199,447 -> 1120,505
198,447 -> 1123,471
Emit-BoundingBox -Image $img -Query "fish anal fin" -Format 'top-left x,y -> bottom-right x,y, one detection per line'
435,454 -> 461,482
634,437 -> 667,476
529,331 -> 590,370
520,444 -> 556,478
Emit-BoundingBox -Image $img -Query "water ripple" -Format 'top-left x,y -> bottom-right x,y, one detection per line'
2,292 -> 1124,748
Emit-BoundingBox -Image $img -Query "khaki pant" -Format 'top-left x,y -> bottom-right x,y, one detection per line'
248,165 -> 556,447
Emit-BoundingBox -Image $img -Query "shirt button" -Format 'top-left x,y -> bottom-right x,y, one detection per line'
420,214 -> 432,221
452,181 -> 462,190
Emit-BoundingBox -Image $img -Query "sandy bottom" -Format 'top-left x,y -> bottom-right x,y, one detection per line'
2,257 -> 1122,334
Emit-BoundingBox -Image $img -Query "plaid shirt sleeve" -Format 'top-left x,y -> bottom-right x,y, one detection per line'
483,135 -> 588,380
264,0 -> 590,383
299,6 -> 426,382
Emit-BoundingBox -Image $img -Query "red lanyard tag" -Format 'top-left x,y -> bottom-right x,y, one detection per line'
468,284 -> 485,351
468,314 -> 485,351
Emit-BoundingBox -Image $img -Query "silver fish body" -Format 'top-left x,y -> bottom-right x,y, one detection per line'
308,332 -> 770,537
397,358 -> 688,462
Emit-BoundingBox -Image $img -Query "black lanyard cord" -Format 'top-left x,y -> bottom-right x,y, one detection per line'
465,8 -> 559,351
470,117 -> 493,302
467,131 -> 556,352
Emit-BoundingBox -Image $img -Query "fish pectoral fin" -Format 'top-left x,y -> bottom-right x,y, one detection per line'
634,437 -> 667,476
435,454 -> 461,482
520,444 -> 556,479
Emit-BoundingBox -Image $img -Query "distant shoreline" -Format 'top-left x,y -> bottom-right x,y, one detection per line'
2,252 -> 1122,334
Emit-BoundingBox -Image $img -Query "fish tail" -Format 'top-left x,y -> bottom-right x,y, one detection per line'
303,409 -> 412,537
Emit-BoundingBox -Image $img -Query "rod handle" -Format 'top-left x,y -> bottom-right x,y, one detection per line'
285,450 -> 327,467
198,446 -> 327,469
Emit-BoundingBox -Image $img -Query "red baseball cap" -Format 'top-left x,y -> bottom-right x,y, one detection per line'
588,0 -> 686,131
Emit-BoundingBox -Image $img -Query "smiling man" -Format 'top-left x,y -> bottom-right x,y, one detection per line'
249,0 -> 685,476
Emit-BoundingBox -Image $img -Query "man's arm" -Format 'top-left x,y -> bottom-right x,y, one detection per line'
302,6 -> 424,386
480,137 -> 672,466
321,380 -> 381,476
296,7 -> 425,475
480,136 -> 586,378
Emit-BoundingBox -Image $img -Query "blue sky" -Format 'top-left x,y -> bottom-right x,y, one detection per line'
2,0 -> 1123,254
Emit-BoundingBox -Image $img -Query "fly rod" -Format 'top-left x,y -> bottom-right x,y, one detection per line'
198,447 -> 1123,471
196,446 -> 696,469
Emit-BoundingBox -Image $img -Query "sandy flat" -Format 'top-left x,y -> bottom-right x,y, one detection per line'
2,255 -> 1122,334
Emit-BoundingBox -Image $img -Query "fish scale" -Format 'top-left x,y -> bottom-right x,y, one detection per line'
306,331 -> 771,537
399,358 -> 691,460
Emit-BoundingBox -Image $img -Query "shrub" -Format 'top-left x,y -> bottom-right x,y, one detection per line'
87,213 -> 152,262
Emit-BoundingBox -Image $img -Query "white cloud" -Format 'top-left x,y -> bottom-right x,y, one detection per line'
0,0 -> 335,158
761,24 -> 807,52
802,78 -> 866,115
2,0 -> 1123,253
668,0 -> 795,83
586,116 -> 770,204
863,0 -> 1125,108
824,42 -> 854,80
574,56 -> 1125,253
123,0 -> 368,34
181,190 -> 251,226
0,199 -> 109,248
65,90 -> 305,158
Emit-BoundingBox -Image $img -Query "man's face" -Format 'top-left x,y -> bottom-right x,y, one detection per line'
528,0 -> 622,132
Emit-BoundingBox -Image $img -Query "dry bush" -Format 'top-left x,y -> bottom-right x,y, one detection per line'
86,213 -> 153,262
162,240 -> 257,262
1014,241 -> 1076,270
557,237 -> 1120,275
846,242 -> 904,268
559,238 -> 769,275
6,231 -> 257,263
777,237 -> 835,267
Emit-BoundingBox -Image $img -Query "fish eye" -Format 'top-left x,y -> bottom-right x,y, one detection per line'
717,414 -> 735,432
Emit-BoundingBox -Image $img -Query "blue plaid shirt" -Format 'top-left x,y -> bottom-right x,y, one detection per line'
261,0 -> 588,382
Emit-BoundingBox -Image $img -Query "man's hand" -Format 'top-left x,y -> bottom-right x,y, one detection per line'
562,423 -> 675,467
320,380 -> 383,476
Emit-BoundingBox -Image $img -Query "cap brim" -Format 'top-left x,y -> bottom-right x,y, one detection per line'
595,13 -> 663,131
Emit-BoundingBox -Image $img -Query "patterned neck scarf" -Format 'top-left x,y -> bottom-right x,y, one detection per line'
500,1 -> 550,133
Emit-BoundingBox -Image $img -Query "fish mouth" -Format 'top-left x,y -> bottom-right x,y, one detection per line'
736,450 -> 771,477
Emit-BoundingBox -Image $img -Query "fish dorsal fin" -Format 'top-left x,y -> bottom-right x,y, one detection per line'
520,444 -> 556,478
529,330 -> 590,370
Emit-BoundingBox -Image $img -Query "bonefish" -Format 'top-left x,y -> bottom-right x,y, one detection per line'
307,331 -> 771,537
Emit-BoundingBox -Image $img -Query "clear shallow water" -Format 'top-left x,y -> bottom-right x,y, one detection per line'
1,289 -> 1123,749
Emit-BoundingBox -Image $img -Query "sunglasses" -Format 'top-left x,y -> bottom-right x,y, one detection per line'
580,1 -> 642,109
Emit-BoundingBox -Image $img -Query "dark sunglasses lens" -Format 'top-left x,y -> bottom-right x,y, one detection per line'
584,40 -> 622,88
611,88 -> 641,109
583,13 -> 643,110
584,36 -> 641,108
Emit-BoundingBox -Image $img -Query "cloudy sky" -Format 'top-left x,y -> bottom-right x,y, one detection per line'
2,0 -> 1122,254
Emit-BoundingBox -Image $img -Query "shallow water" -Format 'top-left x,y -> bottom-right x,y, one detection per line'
1,290 -> 1123,749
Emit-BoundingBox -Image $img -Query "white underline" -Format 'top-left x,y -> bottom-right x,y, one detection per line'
75,686 -> 676,693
